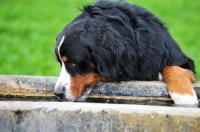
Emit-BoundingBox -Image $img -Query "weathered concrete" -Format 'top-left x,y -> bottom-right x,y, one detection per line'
0,75 -> 56,96
0,75 -> 200,101
0,75 -> 200,131
0,101 -> 200,132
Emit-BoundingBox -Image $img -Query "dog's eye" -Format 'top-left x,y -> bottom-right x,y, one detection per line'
70,62 -> 76,66
68,60 -> 76,66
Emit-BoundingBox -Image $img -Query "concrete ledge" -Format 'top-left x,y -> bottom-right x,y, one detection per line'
0,75 -> 200,101
0,102 -> 200,131
0,75 -> 200,131
0,75 -> 56,96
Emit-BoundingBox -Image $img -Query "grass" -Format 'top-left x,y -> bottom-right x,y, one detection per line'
0,0 -> 200,81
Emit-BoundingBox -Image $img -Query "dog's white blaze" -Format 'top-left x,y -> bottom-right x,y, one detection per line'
158,72 -> 163,81
54,36 -> 74,101
169,90 -> 198,105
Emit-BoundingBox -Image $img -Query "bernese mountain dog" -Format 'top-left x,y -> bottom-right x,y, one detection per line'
54,0 -> 198,105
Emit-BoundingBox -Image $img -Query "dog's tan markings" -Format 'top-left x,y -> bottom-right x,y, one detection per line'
55,54 -> 58,60
61,56 -> 68,62
70,72 -> 103,99
163,66 -> 196,96
90,63 -> 96,68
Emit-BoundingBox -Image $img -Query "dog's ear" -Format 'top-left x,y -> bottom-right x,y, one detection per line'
91,49 -> 113,77
82,26 -> 131,78
81,32 -> 119,77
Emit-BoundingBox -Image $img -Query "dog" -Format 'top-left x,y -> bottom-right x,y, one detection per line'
54,0 -> 198,105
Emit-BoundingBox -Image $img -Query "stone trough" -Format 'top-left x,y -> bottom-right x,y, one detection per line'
0,75 -> 200,131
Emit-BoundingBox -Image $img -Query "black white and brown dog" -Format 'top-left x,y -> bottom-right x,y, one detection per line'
54,1 -> 198,105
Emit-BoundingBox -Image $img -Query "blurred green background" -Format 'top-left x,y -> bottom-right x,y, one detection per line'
0,0 -> 199,81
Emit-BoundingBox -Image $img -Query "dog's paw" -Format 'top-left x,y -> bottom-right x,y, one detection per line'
169,90 -> 198,105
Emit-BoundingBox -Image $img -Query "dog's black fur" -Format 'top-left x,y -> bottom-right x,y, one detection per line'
55,1 -> 195,82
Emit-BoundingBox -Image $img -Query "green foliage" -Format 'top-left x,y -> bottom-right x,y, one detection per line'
0,0 -> 199,80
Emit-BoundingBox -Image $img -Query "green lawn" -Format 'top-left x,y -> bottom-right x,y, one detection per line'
0,0 -> 200,81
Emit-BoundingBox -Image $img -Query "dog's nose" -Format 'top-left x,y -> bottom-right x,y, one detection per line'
54,92 -> 64,100
54,84 -> 66,100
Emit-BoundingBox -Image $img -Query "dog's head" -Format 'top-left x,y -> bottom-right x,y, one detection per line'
54,21 -> 103,101
54,1 -> 137,101
54,16 -> 112,101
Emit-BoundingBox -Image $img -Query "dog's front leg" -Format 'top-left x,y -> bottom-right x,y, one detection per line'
163,66 -> 198,105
